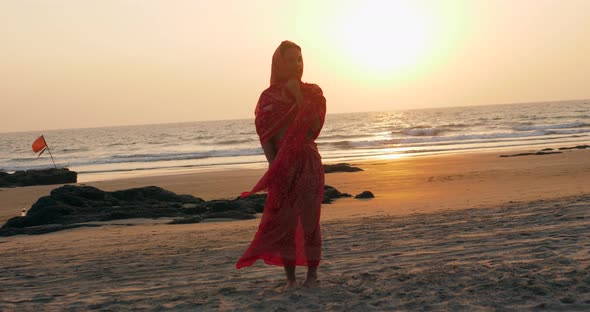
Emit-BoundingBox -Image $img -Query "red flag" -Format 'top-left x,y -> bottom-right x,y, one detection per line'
37,147 -> 47,158
32,135 -> 47,153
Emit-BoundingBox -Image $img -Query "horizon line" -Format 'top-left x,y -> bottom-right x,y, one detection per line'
2,97 -> 588,135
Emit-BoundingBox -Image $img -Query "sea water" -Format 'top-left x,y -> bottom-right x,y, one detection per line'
1,100 -> 588,181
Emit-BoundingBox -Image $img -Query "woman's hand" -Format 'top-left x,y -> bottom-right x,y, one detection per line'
284,78 -> 303,108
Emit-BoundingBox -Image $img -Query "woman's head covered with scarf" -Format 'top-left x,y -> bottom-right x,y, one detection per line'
270,40 -> 303,85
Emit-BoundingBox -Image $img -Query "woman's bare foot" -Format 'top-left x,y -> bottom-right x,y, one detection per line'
303,266 -> 319,288
302,278 -> 319,288
283,280 -> 298,291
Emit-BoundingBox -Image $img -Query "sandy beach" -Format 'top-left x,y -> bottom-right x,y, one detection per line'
1,148 -> 589,311
3,0 -> 590,310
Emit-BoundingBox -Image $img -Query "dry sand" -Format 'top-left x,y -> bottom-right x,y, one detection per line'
1,148 -> 589,311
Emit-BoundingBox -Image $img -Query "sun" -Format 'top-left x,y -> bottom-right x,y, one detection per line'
333,1 -> 433,76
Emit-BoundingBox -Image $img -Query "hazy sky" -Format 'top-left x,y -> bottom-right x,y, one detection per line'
2,0 -> 589,133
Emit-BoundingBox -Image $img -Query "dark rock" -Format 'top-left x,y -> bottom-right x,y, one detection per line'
0,184 -> 351,236
0,168 -> 77,188
101,211 -> 131,221
206,200 -> 238,213
203,210 -> 256,220
500,151 -> 562,157
234,194 -> 267,213
355,191 -> 375,199
323,185 -> 352,204
2,216 -> 29,229
323,163 -> 363,173
500,153 -> 532,157
111,186 -> 204,203
16,195 -> 74,228
168,216 -> 203,224
205,197 -> 265,214
180,203 -> 207,215
0,185 -> 206,236
558,145 -> 590,150
177,194 -> 204,203
51,185 -> 105,200
501,144 -> 590,157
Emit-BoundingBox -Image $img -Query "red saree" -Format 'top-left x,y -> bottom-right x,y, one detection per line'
235,81 -> 327,269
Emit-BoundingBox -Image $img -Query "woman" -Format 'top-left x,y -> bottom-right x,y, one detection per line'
236,40 -> 327,289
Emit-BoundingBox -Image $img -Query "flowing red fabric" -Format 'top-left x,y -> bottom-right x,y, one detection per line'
236,81 -> 326,269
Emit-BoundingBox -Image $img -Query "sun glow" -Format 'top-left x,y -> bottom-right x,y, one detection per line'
333,1 -> 434,77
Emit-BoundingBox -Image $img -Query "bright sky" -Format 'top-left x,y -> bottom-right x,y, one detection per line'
1,0 -> 589,133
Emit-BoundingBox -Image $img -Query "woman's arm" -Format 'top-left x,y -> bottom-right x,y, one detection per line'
261,140 -> 277,166
305,83 -> 325,137
306,116 -> 321,139
285,78 -> 303,109
310,116 -> 321,132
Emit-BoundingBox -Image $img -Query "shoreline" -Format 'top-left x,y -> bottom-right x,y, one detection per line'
76,139 -> 590,183
3,137 -> 588,184
1,145 -> 589,226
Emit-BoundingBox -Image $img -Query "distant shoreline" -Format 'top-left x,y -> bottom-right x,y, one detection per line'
77,140 -> 589,183
2,146 -> 590,226
1,141 -> 588,184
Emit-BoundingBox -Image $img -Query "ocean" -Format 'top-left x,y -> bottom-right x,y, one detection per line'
1,100 -> 589,182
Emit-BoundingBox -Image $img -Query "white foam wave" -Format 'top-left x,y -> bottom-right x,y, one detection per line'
401,127 -> 447,136
398,130 -> 547,144
326,129 -> 590,149
108,148 -> 262,162
3,148 -> 263,171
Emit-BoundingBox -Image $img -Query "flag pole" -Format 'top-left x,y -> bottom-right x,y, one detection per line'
42,135 -> 57,169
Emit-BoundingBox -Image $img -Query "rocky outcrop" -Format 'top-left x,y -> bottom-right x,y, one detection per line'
355,191 -> 375,199
499,145 -> 590,157
499,151 -> 562,157
323,185 -> 352,204
558,145 -> 590,150
323,163 -> 363,173
0,168 -> 77,187
0,184 -> 359,236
